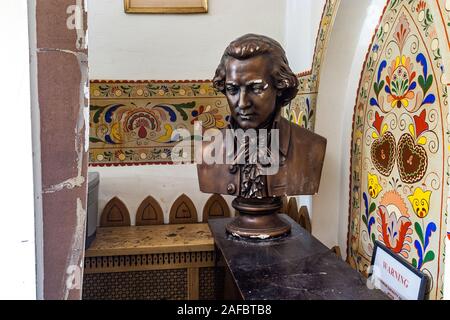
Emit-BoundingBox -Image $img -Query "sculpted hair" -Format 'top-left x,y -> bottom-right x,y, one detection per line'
213,34 -> 299,108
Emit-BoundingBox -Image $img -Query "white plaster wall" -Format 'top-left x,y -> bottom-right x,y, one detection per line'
88,0 -> 326,224
88,0 -> 326,79
313,0 -> 386,252
285,0 -> 326,73
88,0 -> 286,80
0,0 -> 37,299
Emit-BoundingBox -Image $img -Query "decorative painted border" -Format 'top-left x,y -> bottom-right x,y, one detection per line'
89,80 -> 230,165
90,79 -> 220,99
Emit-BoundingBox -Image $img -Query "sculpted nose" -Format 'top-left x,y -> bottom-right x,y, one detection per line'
238,88 -> 251,110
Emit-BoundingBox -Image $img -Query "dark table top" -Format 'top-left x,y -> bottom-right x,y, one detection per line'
209,214 -> 388,300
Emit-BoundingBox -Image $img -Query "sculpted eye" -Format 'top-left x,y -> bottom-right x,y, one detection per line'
252,86 -> 263,94
226,85 -> 238,95
251,84 -> 266,94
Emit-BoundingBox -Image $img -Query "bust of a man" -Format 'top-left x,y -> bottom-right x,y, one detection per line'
197,34 -> 326,238
197,34 -> 326,198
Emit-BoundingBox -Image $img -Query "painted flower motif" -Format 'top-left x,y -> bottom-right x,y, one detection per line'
135,86 -> 146,96
416,0 -> 427,22
115,150 -> 126,161
110,123 -> 122,143
416,0 -> 426,13
161,85 -> 170,93
110,86 -> 123,97
408,109 -> 429,145
368,173 -> 383,199
407,187 -> 432,218
413,221 -> 436,269
191,105 -> 225,128
377,190 -> 413,258
385,55 -> 416,108
123,108 -> 161,139
371,111 -> 388,139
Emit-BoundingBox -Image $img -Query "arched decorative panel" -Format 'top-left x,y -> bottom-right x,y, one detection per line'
202,194 -> 230,222
280,195 -> 288,214
286,197 -> 299,221
169,194 -> 198,224
100,197 -> 131,227
434,0 -> 450,298
136,196 -> 164,226
298,206 -> 312,233
348,0 -> 449,299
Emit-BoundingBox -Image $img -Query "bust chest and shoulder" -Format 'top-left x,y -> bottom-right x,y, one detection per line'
282,118 -> 327,195
196,117 -> 327,196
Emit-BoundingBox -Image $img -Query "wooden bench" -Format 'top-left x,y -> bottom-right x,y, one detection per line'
83,223 -> 216,300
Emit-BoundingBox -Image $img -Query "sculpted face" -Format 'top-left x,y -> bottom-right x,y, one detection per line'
224,55 -> 278,129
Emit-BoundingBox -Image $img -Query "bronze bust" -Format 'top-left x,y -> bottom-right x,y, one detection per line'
197,34 -> 326,238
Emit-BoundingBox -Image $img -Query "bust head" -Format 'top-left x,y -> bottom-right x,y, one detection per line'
213,34 -> 299,129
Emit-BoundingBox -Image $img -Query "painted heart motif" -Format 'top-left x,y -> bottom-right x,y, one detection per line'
397,133 -> 428,184
370,131 -> 396,176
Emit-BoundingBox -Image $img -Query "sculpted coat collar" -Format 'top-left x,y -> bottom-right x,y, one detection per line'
227,110 -> 291,158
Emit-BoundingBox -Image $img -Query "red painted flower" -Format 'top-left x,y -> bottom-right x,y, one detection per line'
413,109 -> 429,137
372,112 -> 384,135
416,0 -> 426,12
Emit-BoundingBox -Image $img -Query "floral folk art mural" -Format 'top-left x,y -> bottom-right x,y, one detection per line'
89,0 -> 340,166
348,0 -> 450,299
89,81 -> 229,165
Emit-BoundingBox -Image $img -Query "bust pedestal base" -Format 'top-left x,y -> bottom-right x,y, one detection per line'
226,197 -> 291,239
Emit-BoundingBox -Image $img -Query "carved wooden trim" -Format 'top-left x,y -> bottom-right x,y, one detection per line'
187,268 -> 200,300
136,196 -> 164,226
100,197 -> 131,227
169,194 -> 198,224
298,206 -> 312,233
331,246 -> 342,259
287,197 -> 299,221
84,251 -> 215,274
202,194 -> 230,222
280,195 -> 288,214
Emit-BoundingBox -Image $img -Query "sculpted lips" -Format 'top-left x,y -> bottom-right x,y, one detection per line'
235,107 -> 255,120
238,113 -> 255,120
